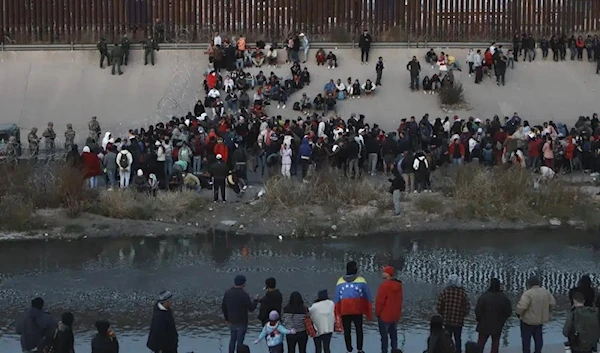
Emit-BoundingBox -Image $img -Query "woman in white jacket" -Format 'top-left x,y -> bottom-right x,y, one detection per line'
116,148 -> 134,188
280,143 -> 292,178
308,290 -> 334,353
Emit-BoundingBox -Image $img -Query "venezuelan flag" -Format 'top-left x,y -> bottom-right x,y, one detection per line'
334,276 -> 372,320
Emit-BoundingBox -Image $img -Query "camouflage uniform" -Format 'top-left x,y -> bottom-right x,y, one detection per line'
88,117 -> 101,142
97,38 -> 111,68
111,44 -> 123,75
144,37 -> 160,65
42,123 -> 56,155
27,127 -> 40,157
5,136 -> 19,164
64,124 -> 76,151
121,35 -> 131,65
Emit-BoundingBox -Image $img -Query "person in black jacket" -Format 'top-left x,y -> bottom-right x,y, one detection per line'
55,312 -> 75,353
475,278 -> 512,353
146,291 -> 178,353
92,320 -> 119,353
16,297 -> 57,353
406,56 -> 421,91
210,154 -> 229,202
495,56 -> 507,86
258,277 -> 283,326
389,171 -> 405,216
358,30 -> 372,64
222,275 -> 259,353
568,274 -> 596,307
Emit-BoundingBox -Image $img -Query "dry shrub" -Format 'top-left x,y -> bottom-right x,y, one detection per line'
414,195 -> 445,214
0,194 -> 37,231
439,83 -> 465,106
449,164 -> 596,223
263,170 -> 385,210
154,190 -> 208,220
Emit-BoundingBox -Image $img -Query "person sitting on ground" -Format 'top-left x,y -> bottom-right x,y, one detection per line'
148,173 -> 159,196
447,54 -> 461,71
252,49 -> 265,67
300,93 -> 312,114
315,48 -> 326,65
351,79 -> 362,99
326,51 -> 338,69
335,79 -> 346,100
437,51 -> 448,73
345,77 -> 354,97
426,48 -> 438,66
133,169 -> 148,193
324,93 -> 337,115
300,67 -> 311,86
276,85 -> 288,109
223,75 -> 234,93
431,74 -> 441,91
422,75 -> 432,94
267,45 -> 278,67
324,79 -> 336,96
291,62 -> 301,77
362,79 -> 375,97
313,93 -> 325,111
255,71 -> 267,88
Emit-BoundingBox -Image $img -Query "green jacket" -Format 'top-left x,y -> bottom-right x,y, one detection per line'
563,306 -> 600,352
144,39 -> 159,51
97,40 -> 108,52
111,46 -> 123,60
121,38 -> 130,51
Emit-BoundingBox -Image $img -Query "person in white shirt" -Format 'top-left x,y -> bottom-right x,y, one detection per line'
335,79 -> 346,100
223,75 -> 234,93
116,148 -> 133,188
489,42 -> 497,55
300,33 -> 310,63
280,144 -> 292,178
466,48 -> 475,77
309,290 -> 335,353
208,88 -> 220,99
213,33 -> 222,46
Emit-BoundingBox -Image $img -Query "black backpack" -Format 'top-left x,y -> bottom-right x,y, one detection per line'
292,102 -> 301,111
119,153 -> 130,169
416,157 -> 427,173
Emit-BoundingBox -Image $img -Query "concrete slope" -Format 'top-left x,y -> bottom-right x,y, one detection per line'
0,48 -> 597,147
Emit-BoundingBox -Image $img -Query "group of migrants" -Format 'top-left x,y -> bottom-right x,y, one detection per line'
16,261 -> 600,353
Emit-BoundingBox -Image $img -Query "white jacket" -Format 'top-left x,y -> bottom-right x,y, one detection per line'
468,138 -> 478,153
466,50 -> 474,63
116,150 -> 133,172
309,300 -> 335,336
413,155 -> 429,171
281,148 -> 292,165
156,146 -> 166,162
318,121 -> 326,139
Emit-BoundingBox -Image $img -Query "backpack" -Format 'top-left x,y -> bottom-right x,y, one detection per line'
119,153 -> 130,169
292,102 -> 301,111
416,157 -> 427,173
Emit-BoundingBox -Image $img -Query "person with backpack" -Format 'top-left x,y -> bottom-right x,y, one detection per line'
425,315 -> 455,353
563,291 -> 600,353
16,297 -> 57,353
116,148 -> 134,188
413,151 -> 430,193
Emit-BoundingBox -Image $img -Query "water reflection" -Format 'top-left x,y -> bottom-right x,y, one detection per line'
0,230 -> 598,352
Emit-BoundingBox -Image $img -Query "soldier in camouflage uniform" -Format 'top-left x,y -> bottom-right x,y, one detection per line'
89,116 -> 101,142
111,43 -> 124,75
97,37 -> 111,69
121,34 -> 131,65
64,123 -> 76,151
5,136 -> 19,165
42,122 -> 56,155
143,36 -> 160,66
27,127 -> 40,157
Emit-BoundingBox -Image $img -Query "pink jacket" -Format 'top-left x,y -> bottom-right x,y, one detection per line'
542,142 -> 554,159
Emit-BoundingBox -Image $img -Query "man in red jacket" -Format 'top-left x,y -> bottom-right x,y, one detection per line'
375,266 -> 403,353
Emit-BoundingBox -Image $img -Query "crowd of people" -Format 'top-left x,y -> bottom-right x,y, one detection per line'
14,261 -> 600,353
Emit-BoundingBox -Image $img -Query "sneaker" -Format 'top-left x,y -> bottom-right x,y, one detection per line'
282,104 -> 286,109
242,185 -> 248,190
277,105 -> 280,109
469,74 -> 472,77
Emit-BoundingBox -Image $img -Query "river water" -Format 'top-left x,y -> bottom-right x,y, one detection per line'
0,230 -> 599,353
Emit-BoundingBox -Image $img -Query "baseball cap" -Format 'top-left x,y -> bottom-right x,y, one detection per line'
382,266 -> 395,277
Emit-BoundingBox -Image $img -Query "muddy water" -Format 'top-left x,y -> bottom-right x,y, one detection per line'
0,230 -> 599,353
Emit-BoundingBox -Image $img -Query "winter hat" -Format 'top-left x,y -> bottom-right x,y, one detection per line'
234,275 -> 247,286
137,169 -> 143,177
158,290 -> 173,302
429,314 -> 444,330
95,320 -> 110,334
317,289 -> 328,300
346,261 -> 358,275
83,146 -> 91,153
216,154 -> 223,160
382,266 -> 395,277
268,310 -> 279,321
155,140 -> 161,146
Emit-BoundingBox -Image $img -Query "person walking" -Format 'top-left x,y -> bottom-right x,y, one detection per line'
222,275 -> 260,353
563,291 -> 600,353
375,266 -> 403,353
253,311 -> 296,353
309,290 -> 335,353
97,37 -> 111,68
359,30 -> 372,64
91,321 -> 119,353
475,278 -> 512,353
375,57 -> 384,86
258,277 -> 283,326
334,261 -> 373,353
436,274 -> 469,353
516,276 -> 556,353
282,292 -> 309,353
16,297 -> 57,353
146,291 -> 178,353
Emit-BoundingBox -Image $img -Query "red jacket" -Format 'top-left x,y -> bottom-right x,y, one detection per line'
214,143 -> 229,162
448,143 -> 465,157
376,279 -> 403,322
81,152 -> 101,178
528,139 -> 542,158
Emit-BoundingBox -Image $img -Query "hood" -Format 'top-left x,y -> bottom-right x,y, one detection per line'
447,274 -> 462,287
343,274 -> 358,282
301,137 -> 309,146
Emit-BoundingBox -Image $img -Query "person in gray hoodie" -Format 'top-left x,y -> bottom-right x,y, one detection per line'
16,297 -> 57,353
103,146 -> 118,190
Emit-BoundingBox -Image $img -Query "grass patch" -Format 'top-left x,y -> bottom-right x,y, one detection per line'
439,82 -> 465,106
413,195 -> 445,214
449,165 -> 598,224
63,224 -> 85,234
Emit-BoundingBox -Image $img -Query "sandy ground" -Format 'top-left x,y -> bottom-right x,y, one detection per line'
0,48 -> 598,148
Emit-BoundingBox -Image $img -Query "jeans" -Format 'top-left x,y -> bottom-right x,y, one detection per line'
227,101 -> 238,113
570,48 -> 576,60
144,50 -> 155,65
508,58 -> 514,68
478,332 -> 500,353
106,168 -> 117,188
402,173 -> 414,192
287,330 -> 308,353
378,318 -> 398,353
268,344 -> 284,353
164,155 -> 173,180
348,158 -> 360,178
392,189 -> 401,215
520,321 -> 543,353
496,73 -> 505,86
302,45 -> 310,62
236,58 -> 244,70
445,325 -> 462,353
468,62 -> 474,74
527,48 -> 536,61
587,47 -> 594,61
453,158 -> 463,166
410,75 -> 420,90
119,170 -> 130,188
342,314 -> 364,352
314,333 -> 332,353
255,154 -> 266,176
228,324 -> 247,353
88,175 -> 98,189
368,153 -> 378,174
193,156 -> 202,174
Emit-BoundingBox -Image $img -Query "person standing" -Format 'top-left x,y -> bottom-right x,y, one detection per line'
27,127 -> 40,158
91,320 -> 119,353
334,261 -> 372,353
42,122 -> 56,156
375,266 -> 403,353
258,277 -> 283,326
475,278 -> 512,353
222,275 -> 260,353
55,312 -> 75,353
466,49 -> 475,77
473,49 -> 483,84
147,291 -> 178,353
111,43 -> 123,75
89,116 -> 101,142
359,30 -> 372,64
406,56 -> 421,91
436,274 -> 469,353
375,57 -> 384,86
210,153 -> 229,202
116,147 -> 133,188
516,276 -> 556,353
64,124 -> 76,151
563,291 -> 600,353
282,292 -> 309,353
309,290 -> 335,353
300,33 -> 310,63
144,36 -> 160,66
97,37 -> 111,68
121,34 -> 130,65
495,56 -> 507,86
16,297 -> 57,353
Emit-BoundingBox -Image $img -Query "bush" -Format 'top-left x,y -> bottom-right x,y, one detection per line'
439,82 -> 465,106
414,195 -> 445,214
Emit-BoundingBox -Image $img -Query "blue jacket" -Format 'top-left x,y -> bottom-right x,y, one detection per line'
299,138 -> 312,160
16,307 -> 57,351
257,321 -> 292,347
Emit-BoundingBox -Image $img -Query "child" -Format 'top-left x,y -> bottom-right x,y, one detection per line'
507,49 -> 515,69
253,310 -> 296,353
315,49 -> 326,65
